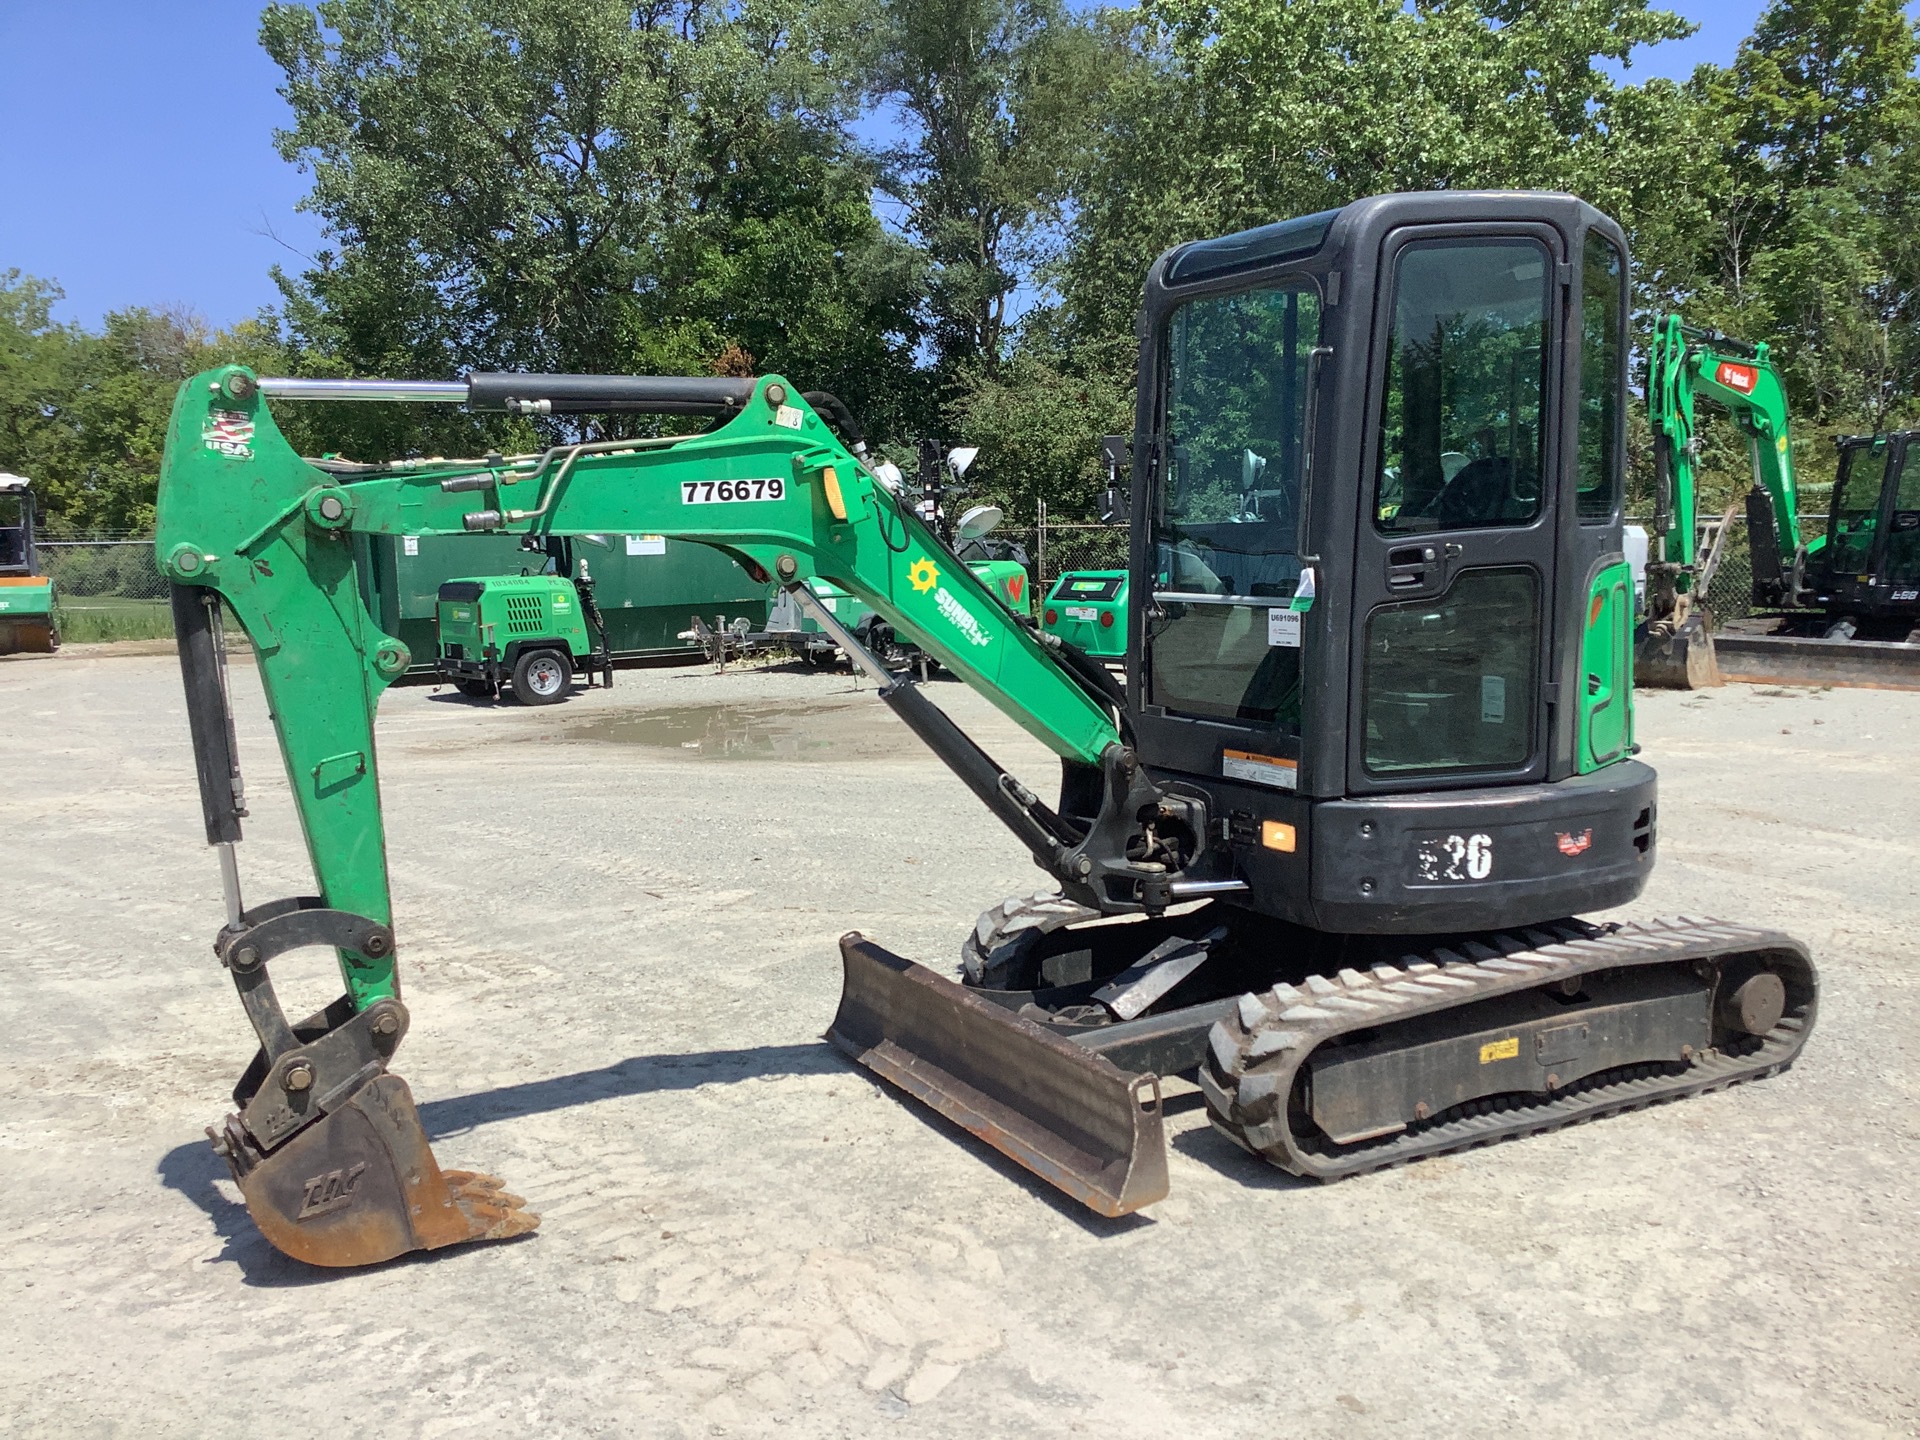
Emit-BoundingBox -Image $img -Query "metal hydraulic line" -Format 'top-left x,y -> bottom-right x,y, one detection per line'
154,367 -> 1129,1009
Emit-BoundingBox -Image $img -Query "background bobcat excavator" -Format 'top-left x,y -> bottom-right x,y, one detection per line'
1643,315 -> 1920,687
0,472 -> 59,653
156,192 -> 1816,1268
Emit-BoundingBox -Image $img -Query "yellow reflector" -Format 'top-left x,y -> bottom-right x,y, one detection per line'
820,466 -> 848,521
1261,820 -> 1296,853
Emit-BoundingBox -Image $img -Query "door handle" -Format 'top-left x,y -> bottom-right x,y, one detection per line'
1387,544 -> 1437,589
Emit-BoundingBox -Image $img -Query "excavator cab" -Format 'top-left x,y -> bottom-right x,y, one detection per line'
1819,432 -> 1920,627
1123,194 -> 1650,935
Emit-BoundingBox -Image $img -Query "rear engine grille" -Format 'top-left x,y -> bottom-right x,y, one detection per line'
505,595 -> 547,635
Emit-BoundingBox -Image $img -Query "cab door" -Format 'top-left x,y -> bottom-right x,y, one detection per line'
1346,224 -> 1566,793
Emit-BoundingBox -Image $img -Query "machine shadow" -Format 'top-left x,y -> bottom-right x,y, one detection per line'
1167,1120 -> 1320,1191
156,1042 -> 833,1287
838,1064 -> 1156,1239
157,1039 -> 1154,1280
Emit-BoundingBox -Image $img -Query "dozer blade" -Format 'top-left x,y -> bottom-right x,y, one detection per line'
1636,613 -> 1720,689
0,617 -> 57,654
214,1072 -> 538,1268
828,934 -> 1168,1217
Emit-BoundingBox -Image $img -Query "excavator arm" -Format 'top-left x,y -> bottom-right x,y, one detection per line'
155,366 -> 1187,1263
1643,315 -> 1818,684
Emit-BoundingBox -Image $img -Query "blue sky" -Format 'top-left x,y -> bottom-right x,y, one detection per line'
0,0 -> 1770,331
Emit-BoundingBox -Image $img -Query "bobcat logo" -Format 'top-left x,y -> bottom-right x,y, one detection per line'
297,1162 -> 368,1220
1556,829 -> 1594,857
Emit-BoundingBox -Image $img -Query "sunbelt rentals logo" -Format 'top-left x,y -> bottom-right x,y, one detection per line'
908,556 -> 993,649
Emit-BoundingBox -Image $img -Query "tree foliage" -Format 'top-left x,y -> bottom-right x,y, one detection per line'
262,0 -> 927,447
9,0 -> 1920,529
0,272 -> 285,532
852,0 -> 1109,383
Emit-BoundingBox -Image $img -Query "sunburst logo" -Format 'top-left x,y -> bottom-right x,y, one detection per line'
908,557 -> 940,593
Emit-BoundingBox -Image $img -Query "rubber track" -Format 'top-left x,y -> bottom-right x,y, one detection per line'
961,890 -> 1099,986
1197,916 -> 1818,1180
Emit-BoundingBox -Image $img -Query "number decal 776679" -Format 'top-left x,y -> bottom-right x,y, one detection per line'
680,478 -> 785,504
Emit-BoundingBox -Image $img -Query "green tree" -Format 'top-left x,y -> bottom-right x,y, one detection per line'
262,0 -> 926,451
963,0 -> 1714,519
0,272 -> 286,532
1059,0 -> 1709,345
948,330 -> 1133,522
853,0 -> 1111,383
1684,0 -> 1920,427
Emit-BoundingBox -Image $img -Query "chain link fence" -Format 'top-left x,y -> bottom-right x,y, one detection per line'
1650,514 -> 1831,623
38,538 -> 174,643
988,513 -> 1131,589
1036,521 -> 1130,583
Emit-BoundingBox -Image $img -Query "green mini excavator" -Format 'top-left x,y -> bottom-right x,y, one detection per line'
156,193 -> 1816,1268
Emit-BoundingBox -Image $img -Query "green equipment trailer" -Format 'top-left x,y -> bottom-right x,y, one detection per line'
360,529 -> 770,680
434,565 -> 610,705
1041,570 -> 1128,659
156,192 -> 1815,1270
0,473 -> 58,654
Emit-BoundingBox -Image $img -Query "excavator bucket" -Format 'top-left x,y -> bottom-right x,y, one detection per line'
213,1070 -> 537,1268
827,934 -> 1169,1217
1637,613 -> 1720,689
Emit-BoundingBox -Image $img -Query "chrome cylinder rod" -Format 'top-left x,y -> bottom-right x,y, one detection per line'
255,377 -> 470,403
788,583 -> 897,687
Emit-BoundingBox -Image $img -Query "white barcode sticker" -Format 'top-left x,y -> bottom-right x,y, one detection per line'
1268,608 -> 1301,647
403,535 -> 419,556
1480,674 -> 1507,723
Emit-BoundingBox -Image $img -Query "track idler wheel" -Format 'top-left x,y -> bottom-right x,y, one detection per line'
212,1071 -> 536,1268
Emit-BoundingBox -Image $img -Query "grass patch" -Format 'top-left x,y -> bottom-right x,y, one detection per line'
57,596 -> 175,644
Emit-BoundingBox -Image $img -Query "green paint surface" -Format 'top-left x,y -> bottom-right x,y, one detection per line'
155,367 -> 1119,1011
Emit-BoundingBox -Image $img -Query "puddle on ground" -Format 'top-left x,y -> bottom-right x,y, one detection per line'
570,700 -> 924,762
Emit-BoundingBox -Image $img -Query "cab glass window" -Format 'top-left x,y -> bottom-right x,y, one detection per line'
1363,567 -> 1539,775
1149,280 -> 1320,726
1375,239 -> 1548,534
1829,439 -> 1892,574
1578,234 -> 1625,521
1889,445 -> 1920,586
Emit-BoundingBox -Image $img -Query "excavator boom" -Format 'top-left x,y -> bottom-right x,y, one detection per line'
156,369 -> 1183,1259
1642,316 -> 1811,686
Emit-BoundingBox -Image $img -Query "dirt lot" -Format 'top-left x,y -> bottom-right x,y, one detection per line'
2,648 -> 1915,1438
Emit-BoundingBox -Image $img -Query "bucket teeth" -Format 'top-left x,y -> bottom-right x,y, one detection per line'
440,1172 -> 541,1241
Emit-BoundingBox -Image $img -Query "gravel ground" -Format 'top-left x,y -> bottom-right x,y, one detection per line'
1,648 -> 1915,1438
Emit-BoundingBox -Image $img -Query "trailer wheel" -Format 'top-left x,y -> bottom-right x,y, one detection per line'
510,649 -> 570,705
